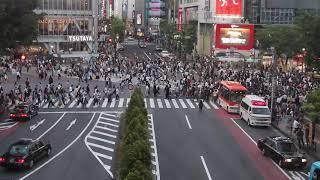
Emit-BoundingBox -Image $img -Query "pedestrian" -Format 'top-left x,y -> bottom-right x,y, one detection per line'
296,128 -> 304,148
305,126 -> 310,147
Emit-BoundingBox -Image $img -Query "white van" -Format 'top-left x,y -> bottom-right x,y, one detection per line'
240,95 -> 271,127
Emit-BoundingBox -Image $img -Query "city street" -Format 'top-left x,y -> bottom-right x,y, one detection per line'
0,44 -> 311,180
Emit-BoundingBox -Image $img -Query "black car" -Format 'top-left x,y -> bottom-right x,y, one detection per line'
257,136 -> 307,168
155,46 -> 162,52
0,139 -> 52,169
9,103 -> 38,121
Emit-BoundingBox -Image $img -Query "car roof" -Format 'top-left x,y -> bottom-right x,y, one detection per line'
12,138 -> 34,145
268,136 -> 292,143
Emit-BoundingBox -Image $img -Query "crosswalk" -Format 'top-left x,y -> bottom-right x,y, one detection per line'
0,120 -> 18,131
287,171 -> 308,180
84,112 -> 120,179
38,98 -> 219,110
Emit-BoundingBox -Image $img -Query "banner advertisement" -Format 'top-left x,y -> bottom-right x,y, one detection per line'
178,8 -> 183,32
101,0 -> 106,17
215,24 -> 254,50
216,0 -> 243,17
137,13 -> 142,25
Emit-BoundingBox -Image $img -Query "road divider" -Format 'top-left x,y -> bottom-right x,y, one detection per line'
185,115 -> 192,129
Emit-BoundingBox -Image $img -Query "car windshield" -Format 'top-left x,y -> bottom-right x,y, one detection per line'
14,106 -> 28,113
229,91 -> 246,103
278,142 -> 297,153
9,145 -> 29,155
252,108 -> 271,115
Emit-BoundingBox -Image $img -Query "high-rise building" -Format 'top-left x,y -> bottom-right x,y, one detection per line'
247,0 -> 320,24
34,0 -> 100,59
147,0 -> 166,35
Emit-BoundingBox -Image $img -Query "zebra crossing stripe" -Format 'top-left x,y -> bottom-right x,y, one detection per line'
43,102 -> 49,108
86,142 -> 114,152
76,101 -> 82,108
186,99 -> 195,108
150,99 -> 155,108
209,101 -> 219,109
54,100 -> 60,107
203,101 -> 211,109
171,99 -> 179,108
126,98 -> 130,107
144,99 -> 147,108
164,99 -> 171,108
110,98 -> 116,108
101,98 -> 108,108
86,98 -> 94,108
157,99 -> 163,108
118,98 -> 124,108
179,99 -> 187,108
68,99 -> 77,108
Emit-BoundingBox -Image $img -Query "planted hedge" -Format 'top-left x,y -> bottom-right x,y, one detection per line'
118,88 -> 152,180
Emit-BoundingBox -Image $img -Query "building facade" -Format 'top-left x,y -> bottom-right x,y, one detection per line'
147,0 -> 166,35
247,0 -> 320,24
34,0 -> 99,59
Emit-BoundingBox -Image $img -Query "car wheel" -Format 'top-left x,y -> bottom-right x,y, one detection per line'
278,159 -> 283,167
28,160 -> 34,169
47,148 -> 51,157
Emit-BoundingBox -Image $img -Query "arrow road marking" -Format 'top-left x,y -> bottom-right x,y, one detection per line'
66,119 -> 77,131
30,119 -> 46,131
200,156 -> 213,180
185,115 -> 192,130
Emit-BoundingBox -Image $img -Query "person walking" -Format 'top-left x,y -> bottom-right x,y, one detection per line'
297,128 -> 304,149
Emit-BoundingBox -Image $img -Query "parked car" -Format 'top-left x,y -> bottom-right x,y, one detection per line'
0,138 -> 52,169
9,103 -> 38,121
257,136 -> 307,168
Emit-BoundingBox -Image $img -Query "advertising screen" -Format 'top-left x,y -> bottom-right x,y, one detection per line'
216,0 -> 243,16
137,14 -> 142,25
215,24 -> 254,50
178,8 -> 183,32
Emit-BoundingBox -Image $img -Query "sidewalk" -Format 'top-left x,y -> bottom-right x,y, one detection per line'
272,116 -> 320,162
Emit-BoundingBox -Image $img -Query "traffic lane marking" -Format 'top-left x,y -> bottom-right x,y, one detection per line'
184,115 -> 192,130
19,113 -> 96,180
230,118 -> 291,180
200,156 -> 213,180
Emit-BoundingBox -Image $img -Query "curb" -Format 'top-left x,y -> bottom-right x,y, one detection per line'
272,123 -> 320,161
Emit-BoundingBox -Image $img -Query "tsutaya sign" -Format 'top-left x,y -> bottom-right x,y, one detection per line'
68,36 -> 93,42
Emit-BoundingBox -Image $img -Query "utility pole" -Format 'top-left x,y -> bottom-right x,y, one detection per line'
270,47 -> 276,122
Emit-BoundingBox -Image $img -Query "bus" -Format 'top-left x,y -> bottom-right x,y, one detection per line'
217,81 -> 247,113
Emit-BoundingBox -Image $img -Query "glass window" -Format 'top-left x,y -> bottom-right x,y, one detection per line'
278,142 -> 297,152
9,145 -> 29,155
252,108 -> 271,115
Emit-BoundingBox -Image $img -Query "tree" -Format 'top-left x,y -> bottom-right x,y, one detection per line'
182,21 -> 197,55
255,25 -> 301,65
302,90 -> 320,123
111,17 -> 125,42
294,12 -> 320,70
0,0 -> 42,55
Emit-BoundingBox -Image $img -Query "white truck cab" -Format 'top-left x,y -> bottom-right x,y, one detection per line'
240,95 -> 271,127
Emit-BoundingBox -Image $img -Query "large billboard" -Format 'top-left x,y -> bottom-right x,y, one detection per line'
216,0 -> 243,16
215,24 -> 254,50
178,8 -> 183,32
137,13 -> 142,25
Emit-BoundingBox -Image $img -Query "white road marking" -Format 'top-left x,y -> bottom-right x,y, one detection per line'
30,119 -> 46,131
92,130 -> 117,138
186,99 -> 195,108
99,117 -> 120,123
96,125 -> 118,133
126,98 -> 130,107
98,121 -> 119,128
101,98 -> 108,108
68,99 -> 78,108
171,99 -> 179,108
87,135 -> 115,145
42,102 -> 49,108
157,99 -> 163,108
38,111 -> 122,114
86,98 -> 94,108
86,142 -> 114,152
164,99 -> 171,108
209,101 -> 219,109
20,113 -> 95,180
203,101 -> 211,109
54,100 -> 60,107
144,52 -> 152,60
200,156 -> 213,180
179,99 -> 187,108
36,114 -> 65,140
149,114 -> 160,180
110,98 -> 116,108
150,99 -> 155,108
230,118 -> 291,179
144,98 -> 147,108
95,152 -> 112,160
76,101 -> 82,108
66,119 -> 77,131
184,115 -> 192,129
118,98 -> 124,107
